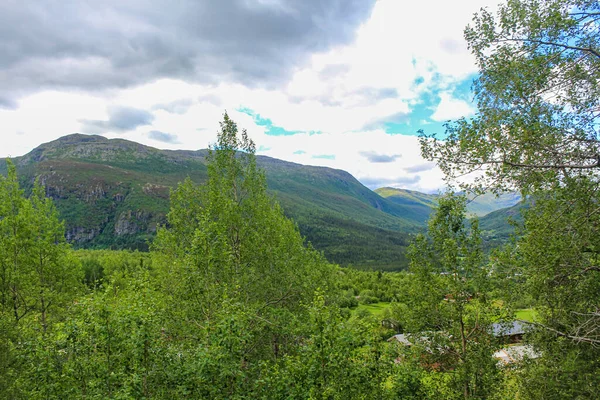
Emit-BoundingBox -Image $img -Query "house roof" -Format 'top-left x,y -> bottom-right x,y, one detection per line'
491,321 -> 527,337
493,344 -> 539,364
388,334 -> 412,346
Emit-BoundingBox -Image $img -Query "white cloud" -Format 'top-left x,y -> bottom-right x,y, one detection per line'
431,92 -> 476,122
1,0 -> 501,193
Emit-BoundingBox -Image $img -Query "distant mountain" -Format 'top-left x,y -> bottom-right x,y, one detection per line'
374,188 -> 437,224
375,187 -> 521,220
465,192 -> 523,217
479,201 -> 526,245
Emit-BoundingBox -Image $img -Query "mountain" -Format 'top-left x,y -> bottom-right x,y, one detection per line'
1,134 -> 522,270
374,188 -> 437,224
465,192 -> 523,217
375,187 -> 521,220
1,134 -> 425,270
479,201 -> 526,244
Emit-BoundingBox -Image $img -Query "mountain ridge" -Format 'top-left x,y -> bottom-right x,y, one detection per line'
1,134 -> 520,270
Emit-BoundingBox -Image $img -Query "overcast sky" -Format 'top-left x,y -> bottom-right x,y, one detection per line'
0,0 -> 499,192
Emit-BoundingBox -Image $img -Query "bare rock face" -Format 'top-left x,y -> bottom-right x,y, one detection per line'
82,183 -> 108,202
142,183 -> 169,198
113,193 -> 125,202
114,210 -> 154,236
66,227 -> 99,242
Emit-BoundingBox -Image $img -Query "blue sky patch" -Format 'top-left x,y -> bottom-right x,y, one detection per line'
237,107 -> 301,136
381,74 -> 477,137
312,154 -> 336,160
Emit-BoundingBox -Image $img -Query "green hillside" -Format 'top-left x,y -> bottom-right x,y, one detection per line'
374,187 -> 437,223
465,191 -> 523,216
478,201 -> 526,245
1,134 -> 416,270
0,134 -> 522,270
375,187 -> 521,220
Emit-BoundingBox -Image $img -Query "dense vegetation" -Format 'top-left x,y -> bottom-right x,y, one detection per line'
2,0 -> 599,398
0,149 -> 517,399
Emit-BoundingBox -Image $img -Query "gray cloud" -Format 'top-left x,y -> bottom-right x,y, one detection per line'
362,111 -> 409,130
404,162 -> 436,173
290,85 -> 397,108
360,175 -> 421,189
359,151 -> 401,163
197,94 -> 223,106
355,87 -> 398,101
0,96 -> 17,110
148,130 -> 179,143
318,64 -> 351,80
80,106 -> 154,133
152,98 -> 194,114
0,0 -> 376,106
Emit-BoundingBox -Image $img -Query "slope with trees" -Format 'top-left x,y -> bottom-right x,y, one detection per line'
1,134 -> 421,269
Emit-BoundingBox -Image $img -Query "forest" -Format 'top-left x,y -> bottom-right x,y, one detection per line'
1,0 -> 600,398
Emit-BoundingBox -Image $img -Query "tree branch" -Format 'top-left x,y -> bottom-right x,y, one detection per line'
519,319 -> 600,346
498,38 -> 600,59
502,158 -> 600,170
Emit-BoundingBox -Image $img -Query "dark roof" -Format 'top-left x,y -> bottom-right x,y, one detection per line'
491,321 -> 527,337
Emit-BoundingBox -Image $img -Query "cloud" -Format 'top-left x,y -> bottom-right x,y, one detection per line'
197,94 -> 223,106
318,64 -> 351,80
359,151 -> 401,163
0,0 -> 376,106
404,162 -> 436,173
0,0 -> 501,195
355,87 -> 398,101
80,106 -> 154,133
359,175 -> 421,189
430,92 -> 475,122
362,111 -> 410,130
152,98 -> 194,114
148,130 -> 179,143
0,96 -> 17,110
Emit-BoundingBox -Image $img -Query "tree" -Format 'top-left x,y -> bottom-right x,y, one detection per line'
419,0 -> 600,396
0,162 -> 81,331
419,0 -> 600,344
0,160 -> 82,397
420,0 -> 600,194
152,112 -> 334,396
404,194 -> 503,400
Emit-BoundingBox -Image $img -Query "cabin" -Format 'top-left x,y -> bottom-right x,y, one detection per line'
493,344 -> 539,365
491,321 -> 526,343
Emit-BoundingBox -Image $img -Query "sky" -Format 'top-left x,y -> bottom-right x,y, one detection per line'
0,0 -> 500,193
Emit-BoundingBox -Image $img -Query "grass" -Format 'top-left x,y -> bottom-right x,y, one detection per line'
515,308 -> 537,322
355,302 -> 391,316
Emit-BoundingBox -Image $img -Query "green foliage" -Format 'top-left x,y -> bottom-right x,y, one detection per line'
75,248 -> 154,288
152,113 -> 336,396
493,180 -> 600,397
0,159 -> 83,397
402,193 -> 505,399
420,1 -> 600,397
0,160 -> 82,329
421,0 -> 600,195
260,292 -> 397,399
